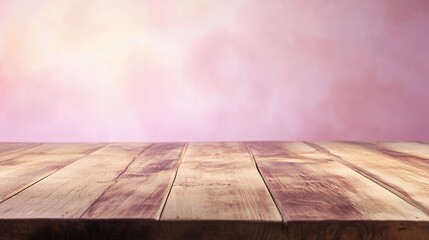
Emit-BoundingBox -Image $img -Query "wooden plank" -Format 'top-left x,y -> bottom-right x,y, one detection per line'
161,142 -> 282,239
247,142 -> 427,220
0,143 -> 105,202
0,143 -> 150,218
0,143 -> 40,155
162,142 -> 281,221
358,142 -> 429,173
247,142 -> 429,240
0,141 -> 428,240
0,154 -> 87,202
82,143 -> 186,219
375,142 -> 429,161
312,141 -> 429,215
162,143 -> 281,221
0,143 -> 105,162
27,143 -> 107,154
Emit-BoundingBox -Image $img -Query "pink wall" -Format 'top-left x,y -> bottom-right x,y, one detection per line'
1,0 -> 429,142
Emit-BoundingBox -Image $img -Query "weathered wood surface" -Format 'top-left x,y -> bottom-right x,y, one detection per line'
82,143 -> 186,219
247,142 -> 429,240
0,142 -> 428,240
0,143 -> 149,218
0,143 -> 105,202
161,142 -> 283,239
376,142 -> 429,161
162,142 -> 281,221
313,141 -> 429,215
0,143 -> 39,155
0,143 -> 105,162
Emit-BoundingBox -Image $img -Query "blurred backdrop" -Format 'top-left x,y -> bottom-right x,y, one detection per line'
1,0 -> 429,142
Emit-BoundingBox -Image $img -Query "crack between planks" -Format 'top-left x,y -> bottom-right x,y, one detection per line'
0,143 -> 45,163
244,142 -> 285,224
304,142 -> 429,216
158,142 -> 189,220
79,143 -> 153,218
0,143 -> 108,205
358,142 -> 429,168
0,143 -> 44,156
0,169 -> 61,205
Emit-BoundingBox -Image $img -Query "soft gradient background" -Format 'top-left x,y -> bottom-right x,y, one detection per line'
1,0 -> 429,142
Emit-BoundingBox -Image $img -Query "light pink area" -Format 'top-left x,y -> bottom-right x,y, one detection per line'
1,0 -> 429,142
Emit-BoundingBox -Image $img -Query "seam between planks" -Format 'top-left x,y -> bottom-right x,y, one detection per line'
0,143 -> 44,162
79,143 -> 154,218
358,142 -> 429,169
244,142 -> 285,224
0,169 -> 62,205
304,142 -> 429,216
0,143 -> 43,156
159,142 -> 189,220
0,143 -> 108,205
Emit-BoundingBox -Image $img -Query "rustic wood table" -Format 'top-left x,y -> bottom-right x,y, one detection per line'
0,142 -> 428,239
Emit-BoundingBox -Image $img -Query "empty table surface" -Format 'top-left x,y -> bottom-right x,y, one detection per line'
0,142 -> 428,240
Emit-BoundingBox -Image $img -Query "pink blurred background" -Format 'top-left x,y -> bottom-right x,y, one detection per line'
1,0 -> 429,142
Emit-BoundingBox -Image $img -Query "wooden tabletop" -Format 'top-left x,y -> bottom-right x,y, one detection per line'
0,142 -> 428,240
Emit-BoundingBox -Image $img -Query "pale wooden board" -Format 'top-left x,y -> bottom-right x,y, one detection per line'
0,143 -> 105,162
313,141 -> 429,215
29,143 -> 107,154
82,143 -> 186,219
358,142 -> 429,173
0,143 -> 40,155
0,154 -> 87,202
247,142 -> 429,239
162,142 -> 282,222
375,142 -> 429,161
247,142 -> 427,221
0,143 -> 150,218
0,143 -> 105,202
0,142 -> 428,240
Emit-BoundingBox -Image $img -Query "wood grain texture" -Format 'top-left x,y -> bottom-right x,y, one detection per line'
0,143 -> 105,203
0,143 -> 40,155
247,142 -> 429,239
1,142 -> 429,240
0,143 -> 150,218
375,142 -> 429,162
82,143 -> 186,219
22,143 -> 106,155
0,154 -> 86,203
360,142 -> 429,176
0,143 -> 105,162
313,141 -> 429,215
162,142 -> 282,222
